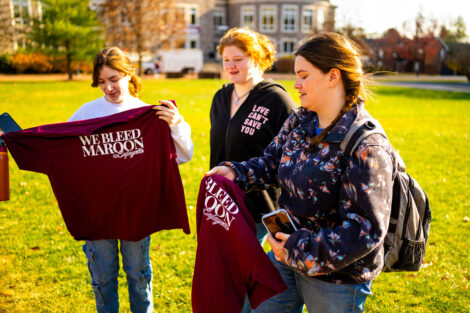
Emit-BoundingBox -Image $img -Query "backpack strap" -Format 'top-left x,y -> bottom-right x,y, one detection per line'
290,109 -> 300,130
339,117 -> 387,169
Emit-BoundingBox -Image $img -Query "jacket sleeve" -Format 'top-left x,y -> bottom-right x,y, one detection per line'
284,139 -> 395,276
224,113 -> 297,192
169,119 -> 194,165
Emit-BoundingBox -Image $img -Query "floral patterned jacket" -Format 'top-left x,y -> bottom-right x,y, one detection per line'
225,101 -> 397,284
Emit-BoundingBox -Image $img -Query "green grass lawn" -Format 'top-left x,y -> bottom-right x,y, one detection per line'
0,79 -> 469,312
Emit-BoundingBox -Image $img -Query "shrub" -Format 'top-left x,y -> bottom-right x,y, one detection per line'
274,56 -> 295,73
0,55 -> 15,73
10,53 -> 53,73
50,56 -> 93,74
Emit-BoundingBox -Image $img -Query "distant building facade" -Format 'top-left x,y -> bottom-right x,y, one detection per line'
2,0 -> 335,60
366,29 -> 449,75
192,0 -> 336,60
92,0 -> 336,61
0,0 -> 42,53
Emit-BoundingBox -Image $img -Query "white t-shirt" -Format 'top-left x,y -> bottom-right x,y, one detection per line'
69,96 -> 193,164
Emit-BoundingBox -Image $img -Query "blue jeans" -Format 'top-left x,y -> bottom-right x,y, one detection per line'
241,223 -> 268,313
252,251 -> 372,313
82,236 -> 153,313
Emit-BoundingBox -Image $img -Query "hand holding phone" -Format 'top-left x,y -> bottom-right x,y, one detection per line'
262,209 -> 297,240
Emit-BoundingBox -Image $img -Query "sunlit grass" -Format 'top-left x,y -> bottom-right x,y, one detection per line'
0,79 -> 469,312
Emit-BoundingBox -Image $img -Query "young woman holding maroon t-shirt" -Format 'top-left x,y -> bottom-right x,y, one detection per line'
208,33 -> 396,313
69,47 -> 193,313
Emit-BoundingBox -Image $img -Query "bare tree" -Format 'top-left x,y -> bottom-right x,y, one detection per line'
337,23 -> 371,56
0,0 -> 15,54
98,0 -> 186,75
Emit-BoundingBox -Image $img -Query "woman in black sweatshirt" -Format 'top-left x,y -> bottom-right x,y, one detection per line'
210,28 -> 297,241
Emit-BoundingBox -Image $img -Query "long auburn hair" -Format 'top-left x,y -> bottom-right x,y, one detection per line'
91,47 -> 142,97
294,32 -> 369,146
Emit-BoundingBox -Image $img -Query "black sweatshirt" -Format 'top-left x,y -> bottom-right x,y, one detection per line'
210,79 -> 297,222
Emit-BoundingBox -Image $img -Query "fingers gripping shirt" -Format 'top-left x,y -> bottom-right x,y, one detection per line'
3,106 -> 190,241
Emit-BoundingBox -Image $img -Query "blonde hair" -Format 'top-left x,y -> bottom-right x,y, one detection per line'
294,32 -> 369,146
91,47 -> 142,97
217,28 -> 276,73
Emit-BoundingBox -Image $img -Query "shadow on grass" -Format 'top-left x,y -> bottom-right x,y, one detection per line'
375,86 -> 470,101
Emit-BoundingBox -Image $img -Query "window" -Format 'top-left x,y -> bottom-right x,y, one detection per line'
13,0 -> 30,24
378,49 -> 384,58
177,4 -> 198,26
302,8 -> 314,32
282,6 -> 297,32
213,8 -> 225,32
241,6 -> 255,29
260,6 -> 276,33
190,7 -> 197,25
317,9 -> 324,30
281,39 -> 297,54
185,34 -> 199,49
440,48 -> 446,60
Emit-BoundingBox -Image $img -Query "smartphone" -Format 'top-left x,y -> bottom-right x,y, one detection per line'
262,209 -> 297,239
0,113 -> 21,133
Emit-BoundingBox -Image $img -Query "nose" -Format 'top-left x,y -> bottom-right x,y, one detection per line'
226,60 -> 236,68
105,82 -> 113,91
293,77 -> 301,90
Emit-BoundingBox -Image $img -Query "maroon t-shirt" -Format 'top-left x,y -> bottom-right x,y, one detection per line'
3,106 -> 190,241
192,175 -> 287,313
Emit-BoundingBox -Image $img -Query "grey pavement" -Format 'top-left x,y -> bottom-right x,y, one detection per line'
378,81 -> 470,93
265,73 -> 470,93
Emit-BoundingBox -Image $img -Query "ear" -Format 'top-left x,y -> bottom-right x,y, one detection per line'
328,68 -> 341,87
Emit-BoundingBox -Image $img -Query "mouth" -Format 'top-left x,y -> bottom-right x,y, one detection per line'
299,92 -> 306,99
107,91 -> 119,98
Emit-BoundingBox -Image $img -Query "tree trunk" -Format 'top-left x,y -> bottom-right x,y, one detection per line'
66,41 -> 73,80
67,53 -> 73,80
138,52 -> 142,77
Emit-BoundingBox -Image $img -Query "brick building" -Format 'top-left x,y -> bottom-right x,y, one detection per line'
367,29 -> 449,74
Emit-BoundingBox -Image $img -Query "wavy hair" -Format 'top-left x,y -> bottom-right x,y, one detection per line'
91,47 -> 142,97
217,28 -> 276,73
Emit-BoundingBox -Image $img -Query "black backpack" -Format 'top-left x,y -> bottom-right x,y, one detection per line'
340,117 -> 431,272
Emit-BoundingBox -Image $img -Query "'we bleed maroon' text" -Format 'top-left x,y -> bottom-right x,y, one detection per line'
79,129 -> 144,159
203,177 -> 239,231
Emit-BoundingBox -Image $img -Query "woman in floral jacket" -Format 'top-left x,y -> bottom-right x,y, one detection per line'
207,32 -> 397,313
